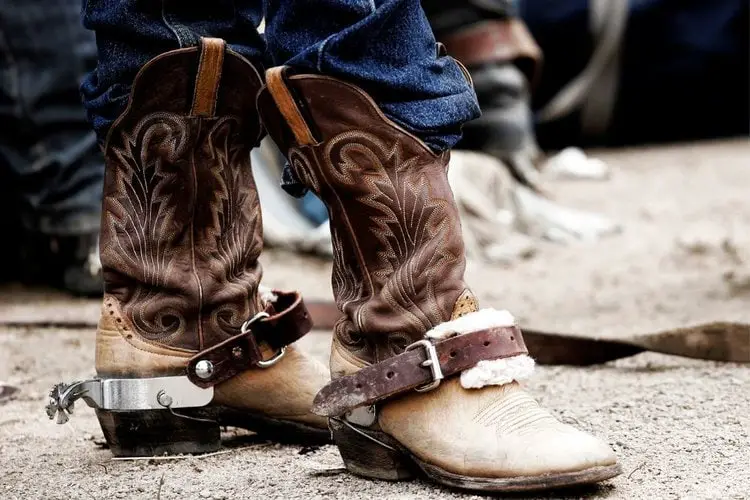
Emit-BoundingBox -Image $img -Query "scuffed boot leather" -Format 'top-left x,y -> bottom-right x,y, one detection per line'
95,39 -> 327,456
257,67 -> 620,492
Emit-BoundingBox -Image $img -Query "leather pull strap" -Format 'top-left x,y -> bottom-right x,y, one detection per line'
265,67 -> 316,146
186,291 -> 313,388
191,37 -> 226,117
312,326 -> 528,417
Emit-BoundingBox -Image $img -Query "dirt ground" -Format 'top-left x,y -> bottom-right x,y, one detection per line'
1,140 -> 749,500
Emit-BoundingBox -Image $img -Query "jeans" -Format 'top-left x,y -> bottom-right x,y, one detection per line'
81,0 -> 480,152
0,0 -> 103,236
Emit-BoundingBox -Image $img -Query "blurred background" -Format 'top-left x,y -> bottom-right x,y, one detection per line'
0,0 -> 748,296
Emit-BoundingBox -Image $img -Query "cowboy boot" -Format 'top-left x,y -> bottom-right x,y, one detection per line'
48,39 -> 329,457
257,67 -> 621,492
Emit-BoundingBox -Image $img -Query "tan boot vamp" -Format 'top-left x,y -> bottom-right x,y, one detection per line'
213,345 -> 329,428
378,378 -> 617,478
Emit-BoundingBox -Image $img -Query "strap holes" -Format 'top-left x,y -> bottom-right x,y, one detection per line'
483,341 -> 490,347
355,383 -> 362,389
450,351 -> 457,358
386,371 -> 395,379
510,336 -> 515,341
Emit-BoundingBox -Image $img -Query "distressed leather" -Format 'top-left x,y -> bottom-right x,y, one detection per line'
258,73 -> 473,364
187,291 -> 313,388
100,45 -> 265,352
96,299 -> 192,377
212,346 -> 329,427
259,70 -> 618,483
95,42 -> 326,429
96,298 -> 327,427
327,342 -> 617,479
380,379 -> 617,478
313,326 -> 527,416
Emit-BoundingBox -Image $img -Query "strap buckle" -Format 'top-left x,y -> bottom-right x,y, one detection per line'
405,339 -> 444,392
241,311 -> 286,368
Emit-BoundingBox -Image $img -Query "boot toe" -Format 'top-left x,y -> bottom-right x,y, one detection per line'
379,379 -> 618,480
486,424 -> 617,477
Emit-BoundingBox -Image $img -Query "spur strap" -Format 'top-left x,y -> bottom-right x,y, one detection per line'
187,290 -> 312,387
312,326 -> 527,417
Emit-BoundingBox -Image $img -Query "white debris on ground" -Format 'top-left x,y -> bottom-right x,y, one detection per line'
447,150 -> 537,264
449,149 -> 620,260
543,146 -> 612,181
513,183 -> 621,243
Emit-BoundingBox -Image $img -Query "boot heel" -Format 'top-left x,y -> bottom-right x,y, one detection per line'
96,409 -> 220,457
330,417 -> 414,481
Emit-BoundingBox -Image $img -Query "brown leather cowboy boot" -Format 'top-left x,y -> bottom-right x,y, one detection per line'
257,67 -> 620,492
47,39 -> 328,457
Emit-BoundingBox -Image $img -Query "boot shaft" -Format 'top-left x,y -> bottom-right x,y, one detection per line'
100,40 -> 266,351
258,70 -> 475,363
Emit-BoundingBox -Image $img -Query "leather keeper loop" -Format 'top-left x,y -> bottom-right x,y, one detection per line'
187,290 -> 313,388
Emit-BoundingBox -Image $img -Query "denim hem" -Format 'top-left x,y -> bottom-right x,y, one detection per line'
380,85 -> 481,152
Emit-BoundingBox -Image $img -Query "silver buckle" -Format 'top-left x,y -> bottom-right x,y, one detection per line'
241,311 -> 286,368
45,376 -> 214,424
405,339 -> 444,392
257,346 -> 286,368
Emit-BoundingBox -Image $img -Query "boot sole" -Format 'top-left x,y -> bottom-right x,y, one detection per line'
97,406 -> 330,457
330,417 -> 622,493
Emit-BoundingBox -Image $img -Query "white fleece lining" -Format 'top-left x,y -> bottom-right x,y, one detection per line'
425,309 -> 535,389
259,286 -> 278,304
460,355 -> 535,389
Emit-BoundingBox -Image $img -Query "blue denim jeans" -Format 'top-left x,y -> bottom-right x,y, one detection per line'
81,0 -> 480,152
0,0 -> 103,236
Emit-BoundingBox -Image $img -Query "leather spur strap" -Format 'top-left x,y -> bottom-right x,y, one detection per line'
312,326 -> 528,417
187,291 -> 312,388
